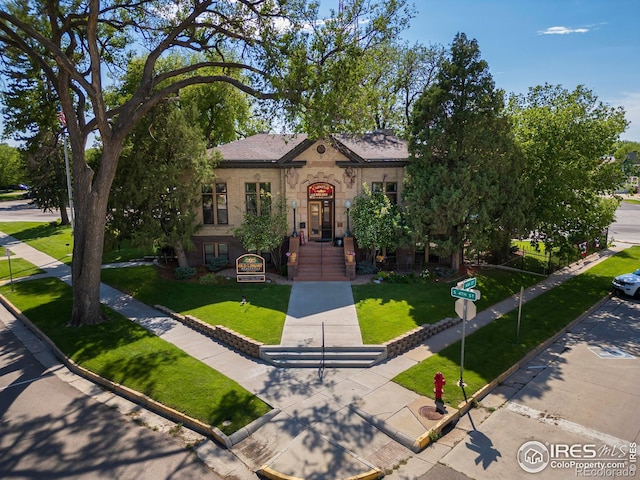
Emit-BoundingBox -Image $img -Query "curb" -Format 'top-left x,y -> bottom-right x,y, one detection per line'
0,293 -> 279,450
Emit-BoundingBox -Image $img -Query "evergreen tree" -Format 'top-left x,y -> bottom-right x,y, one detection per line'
405,33 -> 526,269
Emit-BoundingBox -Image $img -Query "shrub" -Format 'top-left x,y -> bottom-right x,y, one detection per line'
199,273 -> 223,285
207,257 -> 228,272
356,261 -> 376,275
174,266 -> 196,280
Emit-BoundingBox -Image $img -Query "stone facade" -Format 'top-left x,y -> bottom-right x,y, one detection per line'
188,132 -> 408,267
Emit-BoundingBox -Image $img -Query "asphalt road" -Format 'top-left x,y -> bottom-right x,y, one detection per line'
610,199 -> 640,244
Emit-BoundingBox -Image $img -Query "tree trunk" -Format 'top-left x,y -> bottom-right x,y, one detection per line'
175,241 -> 189,268
58,197 -> 70,226
69,144 -> 120,326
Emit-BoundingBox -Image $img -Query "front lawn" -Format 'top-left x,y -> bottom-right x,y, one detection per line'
354,269 -> 542,344
393,246 -> 640,406
0,277 -> 271,435
100,265 -> 291,345
0,222 -> 73,265
0,245 -> 43,280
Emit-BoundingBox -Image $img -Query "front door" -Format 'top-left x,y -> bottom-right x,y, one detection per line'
309,200 -> 333,241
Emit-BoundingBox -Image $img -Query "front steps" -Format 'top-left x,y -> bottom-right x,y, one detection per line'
294,241 -> 348,281
260,345 -> 387,368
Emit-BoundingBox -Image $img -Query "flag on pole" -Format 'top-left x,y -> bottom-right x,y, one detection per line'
56,106 -> 66,127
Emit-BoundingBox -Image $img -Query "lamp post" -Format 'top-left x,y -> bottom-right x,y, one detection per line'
345,200 -> 351,237
292,200 -> 298,237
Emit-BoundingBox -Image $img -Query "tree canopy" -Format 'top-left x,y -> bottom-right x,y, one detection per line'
0,0 -> 409,325
509,84 -> 628,251
0,143 -> 23,188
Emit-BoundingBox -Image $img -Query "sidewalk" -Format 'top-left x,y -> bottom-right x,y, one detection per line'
0,230 -> 631,480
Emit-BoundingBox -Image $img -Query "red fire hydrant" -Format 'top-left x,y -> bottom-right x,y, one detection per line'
434,372 -> 446,402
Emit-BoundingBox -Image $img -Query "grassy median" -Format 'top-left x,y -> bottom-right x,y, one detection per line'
394,246 -> 640,406
0,277 -> 271,435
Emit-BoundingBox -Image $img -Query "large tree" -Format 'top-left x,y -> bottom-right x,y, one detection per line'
509,84 -> 628,252
107,101 -> 214,267
362,41 -> 445,137
404,33 -> 526,269
0,0 -> 407,326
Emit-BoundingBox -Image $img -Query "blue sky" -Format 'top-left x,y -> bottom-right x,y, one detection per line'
2,1 -> 638,144
353,0 -> 640,141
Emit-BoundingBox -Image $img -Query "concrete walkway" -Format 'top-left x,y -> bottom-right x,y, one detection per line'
0,229 -> 632,480
280,281 -> 362,347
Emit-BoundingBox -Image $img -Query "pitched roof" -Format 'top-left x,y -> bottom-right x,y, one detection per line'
215,133 -> 310,162
214,131 -> 408,167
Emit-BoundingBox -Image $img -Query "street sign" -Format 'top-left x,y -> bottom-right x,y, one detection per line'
460,277 -> 477,289
450,287 -> 481,301
455,298 -> 476,320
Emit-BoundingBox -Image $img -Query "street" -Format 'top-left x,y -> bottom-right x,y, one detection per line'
0,306 -> 225,480
426,294 -> 640,479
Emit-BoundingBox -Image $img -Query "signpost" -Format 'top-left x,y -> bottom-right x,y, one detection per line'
451,279 -> 481,388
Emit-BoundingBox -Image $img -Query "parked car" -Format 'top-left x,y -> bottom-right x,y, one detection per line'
612,268 -> 640,298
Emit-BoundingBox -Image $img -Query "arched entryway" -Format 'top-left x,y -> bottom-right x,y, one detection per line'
307,182 -> 334,241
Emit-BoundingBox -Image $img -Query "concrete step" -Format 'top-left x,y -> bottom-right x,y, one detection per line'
294,275 -> 350,282
260,346 -> 387,368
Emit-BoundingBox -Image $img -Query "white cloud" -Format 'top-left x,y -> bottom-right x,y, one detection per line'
538,26 -> 589,35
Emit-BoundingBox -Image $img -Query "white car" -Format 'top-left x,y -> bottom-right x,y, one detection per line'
612,268 -> 640,298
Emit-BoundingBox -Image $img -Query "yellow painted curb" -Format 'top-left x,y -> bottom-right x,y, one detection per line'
257,465 -> 383,480
257,465 -> 303,480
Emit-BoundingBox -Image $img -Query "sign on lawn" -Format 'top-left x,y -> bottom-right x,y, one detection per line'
236,254 -> 266,283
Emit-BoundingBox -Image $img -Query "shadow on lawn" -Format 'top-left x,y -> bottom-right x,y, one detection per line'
0,222 -> 68,242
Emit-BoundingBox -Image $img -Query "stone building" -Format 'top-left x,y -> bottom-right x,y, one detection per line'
187,131 -> 409,271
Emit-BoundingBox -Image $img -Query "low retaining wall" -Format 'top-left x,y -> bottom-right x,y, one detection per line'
384,317 -> 462,359
154,305 -> 263,359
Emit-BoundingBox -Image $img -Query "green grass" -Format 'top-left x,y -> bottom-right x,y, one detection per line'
0,222 -> 74,265
0,255 -> 43,281
0,277 -> 271,434
354,269 -> 541,344
100,266 -> 291,344
0,221 -> 155,265
0,190 -> 28,201
393,246 -> 640,406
